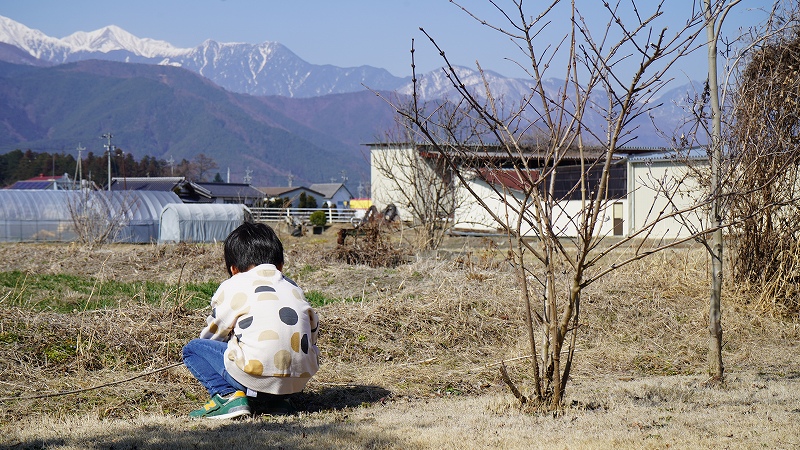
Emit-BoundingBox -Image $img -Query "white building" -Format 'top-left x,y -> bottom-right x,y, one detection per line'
370,143 -> 708,240
626,148 -> 709,239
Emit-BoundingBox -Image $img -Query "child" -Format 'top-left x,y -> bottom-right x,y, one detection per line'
182,222 -> 319,419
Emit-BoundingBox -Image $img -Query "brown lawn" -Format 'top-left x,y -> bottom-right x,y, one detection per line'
1,226 -> 798,449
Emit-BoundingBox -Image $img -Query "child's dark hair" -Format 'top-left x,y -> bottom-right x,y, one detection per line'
223,222 -> 284,276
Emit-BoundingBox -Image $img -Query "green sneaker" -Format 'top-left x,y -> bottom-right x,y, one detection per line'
189,391 -> 251,419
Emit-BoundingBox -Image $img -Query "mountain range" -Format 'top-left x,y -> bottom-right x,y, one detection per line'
0,15 -> 701,187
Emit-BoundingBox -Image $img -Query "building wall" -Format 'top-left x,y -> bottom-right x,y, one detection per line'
370,145 -> 422,222
454,178 -> 626,237
627,158 -> 709,239
328,189 -> 352,208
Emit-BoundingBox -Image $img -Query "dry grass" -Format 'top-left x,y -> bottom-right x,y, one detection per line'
1,228 -> 799,449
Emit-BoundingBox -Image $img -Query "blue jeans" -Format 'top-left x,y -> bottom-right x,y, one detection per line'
182,338 -> 247,397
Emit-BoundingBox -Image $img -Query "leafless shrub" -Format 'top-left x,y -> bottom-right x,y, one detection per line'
329,221 -> 406,268
66,190 -> 137,249
728,14 -> 800,316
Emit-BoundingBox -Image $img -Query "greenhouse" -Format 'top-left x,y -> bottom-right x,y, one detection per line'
0,190 -> 181,243
158,203 -> 251,243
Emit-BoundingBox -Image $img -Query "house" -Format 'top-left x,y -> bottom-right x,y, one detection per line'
256,186 -> 325,208
110,177 -> 264,206
309,183 -> 353,208
7,173 -> 77,190
369,142 -> 705,239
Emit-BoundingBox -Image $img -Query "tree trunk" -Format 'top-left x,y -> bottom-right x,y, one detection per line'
705,0 -> 725,382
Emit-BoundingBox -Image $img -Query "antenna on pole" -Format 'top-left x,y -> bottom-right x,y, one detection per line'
243,167 -> 252,185
101,133 -> 113,191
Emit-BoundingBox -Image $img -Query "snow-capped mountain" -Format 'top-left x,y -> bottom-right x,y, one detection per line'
0,14 -> 701,146
0,14 -> 408,98
62,25 -> 185,58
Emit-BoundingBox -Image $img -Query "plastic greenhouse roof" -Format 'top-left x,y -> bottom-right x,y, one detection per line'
0,190 -> 181,222
160,203 -> 249,221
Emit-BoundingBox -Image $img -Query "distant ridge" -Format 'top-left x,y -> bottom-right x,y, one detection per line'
0,59 -> 397,186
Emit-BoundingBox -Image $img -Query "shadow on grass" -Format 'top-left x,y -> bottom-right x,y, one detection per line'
6,385 -> 402,450
292,384 -> 392,413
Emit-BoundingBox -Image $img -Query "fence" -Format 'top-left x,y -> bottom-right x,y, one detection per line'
249,207 -> 359,225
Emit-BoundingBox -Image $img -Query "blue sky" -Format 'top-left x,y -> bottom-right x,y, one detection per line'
1,0 -> 768,81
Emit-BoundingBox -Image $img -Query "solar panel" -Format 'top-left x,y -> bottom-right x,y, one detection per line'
7,181 -> 54,190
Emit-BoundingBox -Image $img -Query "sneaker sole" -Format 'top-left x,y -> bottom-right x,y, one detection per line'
205,406 -> 251,420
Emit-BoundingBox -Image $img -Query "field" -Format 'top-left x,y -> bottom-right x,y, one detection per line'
1,225 -> 799,449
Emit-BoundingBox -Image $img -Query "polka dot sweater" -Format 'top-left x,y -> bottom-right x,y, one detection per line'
199,264 -> 320,395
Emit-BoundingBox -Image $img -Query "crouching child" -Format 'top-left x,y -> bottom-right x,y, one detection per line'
182,222 -> 319,419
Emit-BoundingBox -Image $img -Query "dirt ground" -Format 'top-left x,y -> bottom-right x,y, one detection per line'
1,227 -> 799,449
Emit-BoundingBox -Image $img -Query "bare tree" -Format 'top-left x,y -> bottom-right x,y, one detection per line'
702,0 -> 742,385
382,0 -> 748,411
193,153 -> 219,182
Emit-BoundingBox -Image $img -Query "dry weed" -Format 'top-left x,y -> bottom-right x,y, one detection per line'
1,234 -> 799,448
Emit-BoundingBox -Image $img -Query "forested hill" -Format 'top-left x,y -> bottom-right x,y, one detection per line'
0,60 -> 398,187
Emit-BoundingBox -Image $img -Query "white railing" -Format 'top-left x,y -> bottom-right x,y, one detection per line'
249,207 -> 359,224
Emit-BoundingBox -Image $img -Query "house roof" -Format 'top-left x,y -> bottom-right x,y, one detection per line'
26,174 -> 65,181
110,177 -> 212,201
309,183 -> 352,199
368,142 -> 659,165
476,168 -> 539,191
194,182 -> 264,200
7,173 -> 73,190
627,147 -> 708,163
110,177 -> 183,191
7,180 -> 56,190
257,186 -> 324,198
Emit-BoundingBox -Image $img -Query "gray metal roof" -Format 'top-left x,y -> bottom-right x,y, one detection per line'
309,183 -> 352,199
195,182 -> 264,200
257,186 -> 324,198
626,147 -> 708,163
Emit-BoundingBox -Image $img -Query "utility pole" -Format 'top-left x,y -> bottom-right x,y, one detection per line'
101,133 -> 113,191
167,156 -> 175,176
74,143 -> 85,190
